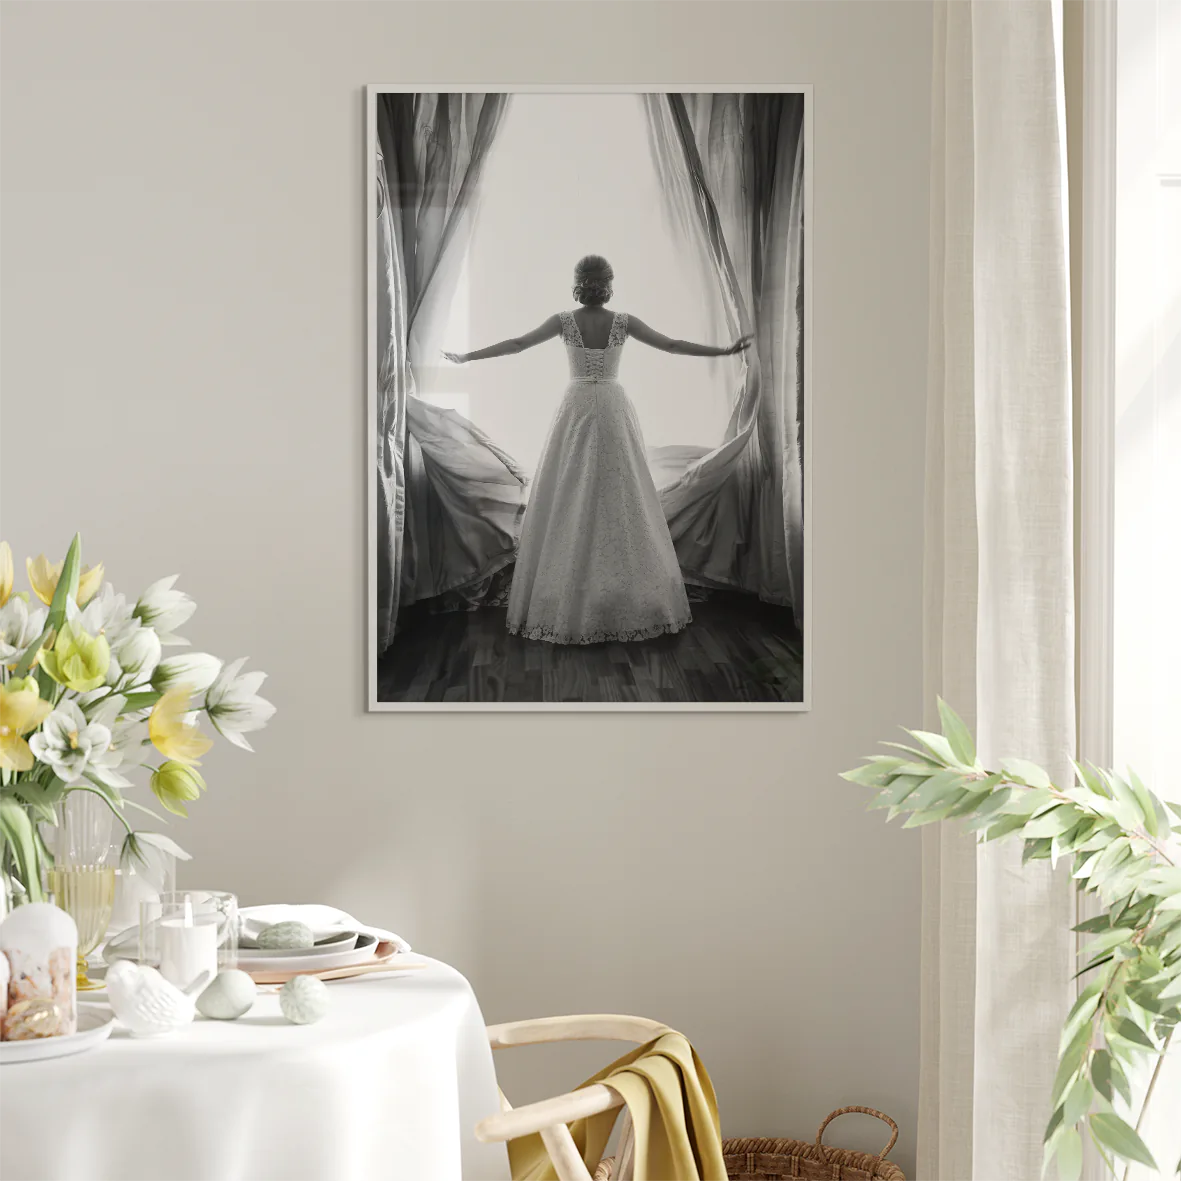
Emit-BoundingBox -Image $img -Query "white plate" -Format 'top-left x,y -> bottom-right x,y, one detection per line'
236,932 -> 379,975
0,1003 -> 115,1065
237,930 -> 360,959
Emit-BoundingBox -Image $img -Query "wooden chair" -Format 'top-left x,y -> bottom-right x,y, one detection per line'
475,1014 -> 669,1181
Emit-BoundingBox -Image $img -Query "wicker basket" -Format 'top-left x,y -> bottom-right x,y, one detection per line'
721,1107 -> 905,1181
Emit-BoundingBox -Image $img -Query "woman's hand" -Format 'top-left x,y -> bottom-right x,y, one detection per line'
724,334 -> 754,357
442,350 -> 468,365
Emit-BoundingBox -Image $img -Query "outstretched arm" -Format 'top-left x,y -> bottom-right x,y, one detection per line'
627,316 -> 752,358
443,315 -> 562,365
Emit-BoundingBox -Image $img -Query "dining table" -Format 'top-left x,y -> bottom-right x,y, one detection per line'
0,954 -> 512,1181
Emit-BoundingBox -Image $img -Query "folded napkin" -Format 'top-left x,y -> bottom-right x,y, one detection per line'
239,904 -> 410,956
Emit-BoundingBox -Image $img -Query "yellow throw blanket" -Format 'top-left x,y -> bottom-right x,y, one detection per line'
507,1031 -> 727,1181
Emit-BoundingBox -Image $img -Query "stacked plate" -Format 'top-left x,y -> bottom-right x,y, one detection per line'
236,931 -> 382,980
104,928 -> 388,983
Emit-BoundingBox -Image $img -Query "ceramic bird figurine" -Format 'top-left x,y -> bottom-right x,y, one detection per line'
105,960 -> 211,1037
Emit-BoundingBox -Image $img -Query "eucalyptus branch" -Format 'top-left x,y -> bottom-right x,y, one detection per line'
844,699 -> 1181,1181
1122,1029 -> 1175,1181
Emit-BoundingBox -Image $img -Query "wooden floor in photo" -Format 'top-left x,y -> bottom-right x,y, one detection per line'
377,594 -> 803,704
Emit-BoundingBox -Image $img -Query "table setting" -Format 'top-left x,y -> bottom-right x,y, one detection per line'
0,536 -> 510,1180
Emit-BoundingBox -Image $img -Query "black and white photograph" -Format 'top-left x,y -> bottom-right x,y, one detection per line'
369,87 -> 811,709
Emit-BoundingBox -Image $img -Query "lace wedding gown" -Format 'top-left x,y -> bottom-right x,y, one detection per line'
506,310 -> 692,644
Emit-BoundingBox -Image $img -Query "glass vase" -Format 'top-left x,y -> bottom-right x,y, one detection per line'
48,794 -> 116,990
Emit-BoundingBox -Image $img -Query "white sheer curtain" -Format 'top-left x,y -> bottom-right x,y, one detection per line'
922,2 -> 1075,1178
642,94 -> 805,620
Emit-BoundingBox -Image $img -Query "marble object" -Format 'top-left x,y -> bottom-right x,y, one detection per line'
279,975 -> 329,1025
257,921 -> 315,951
196,969 -> 256,1020
105,960 -> 210,1037
0,902 -> 78,1040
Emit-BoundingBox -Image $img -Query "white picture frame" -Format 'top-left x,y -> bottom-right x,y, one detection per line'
367,84 -> 813,712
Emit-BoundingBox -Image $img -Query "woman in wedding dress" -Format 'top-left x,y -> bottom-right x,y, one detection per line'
443,255 -> 750,645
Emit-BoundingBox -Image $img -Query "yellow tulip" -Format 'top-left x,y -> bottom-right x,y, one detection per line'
0,678 -> 52,773
38,621 -> 111,693
149,684 -> 213,766
26,554 -> 105,607
0,542 -> 12,606
150,761 -> 207,817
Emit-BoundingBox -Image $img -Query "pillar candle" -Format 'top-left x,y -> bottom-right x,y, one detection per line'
158,919 -> 218,992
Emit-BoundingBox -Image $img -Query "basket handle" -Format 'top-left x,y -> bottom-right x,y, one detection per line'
815,1107 -> 899,1165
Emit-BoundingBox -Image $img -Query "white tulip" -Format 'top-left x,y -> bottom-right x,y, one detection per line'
133,576 -> 195,647
69,583 -> 135,646
205,658 -> 276,752
114,624 -> 162,686
151,652 -> 222,695
27,701 -> 112,784
0,597 -> 46,663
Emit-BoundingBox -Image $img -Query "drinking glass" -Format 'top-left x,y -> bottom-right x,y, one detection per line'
139,891 -> 238,990
48,794 -> 116,990
108,843 -> 176,936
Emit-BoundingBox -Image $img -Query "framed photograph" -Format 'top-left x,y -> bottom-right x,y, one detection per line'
368,85 -> 812,711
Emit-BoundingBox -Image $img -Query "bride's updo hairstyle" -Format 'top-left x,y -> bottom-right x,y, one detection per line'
572,255 -> 614,306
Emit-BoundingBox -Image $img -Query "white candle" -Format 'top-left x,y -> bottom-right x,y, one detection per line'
157,909 -> 218,993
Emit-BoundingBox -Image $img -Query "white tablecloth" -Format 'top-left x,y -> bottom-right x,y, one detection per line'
0,955 -> 511,1181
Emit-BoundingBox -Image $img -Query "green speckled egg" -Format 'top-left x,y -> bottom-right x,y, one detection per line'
257,921 -> 315,950
197,970 -> 257,1020
279,975 -> 330,1025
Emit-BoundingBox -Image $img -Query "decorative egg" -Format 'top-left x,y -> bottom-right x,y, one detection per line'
257,921 -> 315,950
279,975 -> 329,1025
197,969 -> 257,1020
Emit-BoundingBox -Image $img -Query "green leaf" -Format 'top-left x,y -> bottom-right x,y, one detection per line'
1072,760 -> 1110,798
0,798 -> 46,903
963,787 -> 1015,830
1001,787 -> 1055,817
121,690 -> 162,712
984,812 -> 1031,843
1089,1113 -> 1157,1169
937,698 -> 976,765
1080,928 -> 1135,959
1062,1076 -> 1093,1128
1024,837 -> 1054,865
1073,914 -> 1113,935
1024,806 -> 1082,839
1110,1016 -> 1155,1049
1127,769 -> 1161,837
902,799 -> 968,828
1091,1049 -> 1115,1102
1044,1102 -> 1065,1144
45,533 -> 82,633
1100,772 -> 1145,830
1107,1053 -> 1133,1105
1002,758 -> 1053,789
842,762 -> 893,788
1056,1128 -> 1083,1181
1060,983 -> 1103,1051
1051,1022 -> 1091,1106
909,729 -> 958,766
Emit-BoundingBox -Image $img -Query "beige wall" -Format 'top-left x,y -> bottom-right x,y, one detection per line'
0,1 -> 933,1172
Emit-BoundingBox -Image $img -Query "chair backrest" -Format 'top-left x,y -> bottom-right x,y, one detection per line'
478,1014 -> 669,1181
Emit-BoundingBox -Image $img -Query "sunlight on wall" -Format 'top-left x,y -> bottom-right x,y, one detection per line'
426,94 -> 736,475
1113,3 -> 1181,1175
